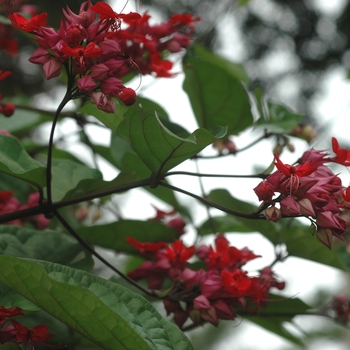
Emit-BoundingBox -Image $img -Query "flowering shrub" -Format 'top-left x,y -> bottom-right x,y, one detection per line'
0,0 -> 349,349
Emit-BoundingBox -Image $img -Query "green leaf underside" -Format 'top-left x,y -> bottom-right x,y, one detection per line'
76,220 -> 179,254
0,256 -> 193,350
118,104 -> 222,176
255,102 -> 304,133
0,134 -> 46,188
205,189 -> 344,270
183,45 -> 253,136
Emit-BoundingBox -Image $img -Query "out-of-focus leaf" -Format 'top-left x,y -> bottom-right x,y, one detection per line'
118,103 -> 225,177
77,220 -> 179,254
0,134 -> 46,189
183,45 -> 253,136
255,102 -> 304,133
0,256 -> 194,350
51,158 -> 102,201
244,294 -> 311,345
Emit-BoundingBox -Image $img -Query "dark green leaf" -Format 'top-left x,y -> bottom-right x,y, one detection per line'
77,220 -> 179,254
0,134 -> 46,189
0,256 -> 193,350
183,45 -> 253,135
0,342 -> 23,350
118,104 -> 224,177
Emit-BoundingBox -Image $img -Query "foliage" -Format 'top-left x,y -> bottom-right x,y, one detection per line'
0,1 -> 349,349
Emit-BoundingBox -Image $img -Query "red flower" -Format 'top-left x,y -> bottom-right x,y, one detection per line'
0,70 -> 12,81
126,237 -> 166,255
165,240 -> 194,266
0,306 -> 23,318
90,2 -> 118,21
8,12 -> 47,33
11,320 -> 54,344
274,154 -> 316,178
331,137 -> 350,166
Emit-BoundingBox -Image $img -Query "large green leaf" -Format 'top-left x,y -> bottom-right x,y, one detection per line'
183,45 -> 253,135
255,101 -> 304,133
51,158 -> 102,201
205,189 -> 344,270
0,256 -> 193,350
118,104 -> 225,177
244,294 -> 310,345
77,220 -> 179,254
0,134 -> 46,189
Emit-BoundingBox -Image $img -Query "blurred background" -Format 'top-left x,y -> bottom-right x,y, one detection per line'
2,0 -> 350,349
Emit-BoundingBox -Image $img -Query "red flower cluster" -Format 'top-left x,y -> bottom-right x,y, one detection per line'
0,306 -> 54,348
0,190 -> 50,228
127,234 -> 284,328
254,137 -> 350,248
7,1 -> 199,112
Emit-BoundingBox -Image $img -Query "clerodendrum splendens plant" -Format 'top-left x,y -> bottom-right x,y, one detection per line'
0,0 -> 350,349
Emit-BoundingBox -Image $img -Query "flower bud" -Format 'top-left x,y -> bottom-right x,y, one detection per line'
118,88 -> 136,106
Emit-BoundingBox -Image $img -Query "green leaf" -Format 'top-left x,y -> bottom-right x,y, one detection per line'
0,134 -> 46,189
183,45 -> 253,135
77,220 -> 179,254
0,342 -> 23,350
0,256 -> 193,350
51,158 -> 102,201
0,225 -> 90,268
118,104 -> 224,177
255,102 -> 304,133
244,294 -> 310,345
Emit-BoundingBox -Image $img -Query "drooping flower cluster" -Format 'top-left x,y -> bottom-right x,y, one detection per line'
0,190 -> 50,228
0,305 -> 55,348
7,1 -> 199,113
127,234 -> 284,328
254,137 -> 350,248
